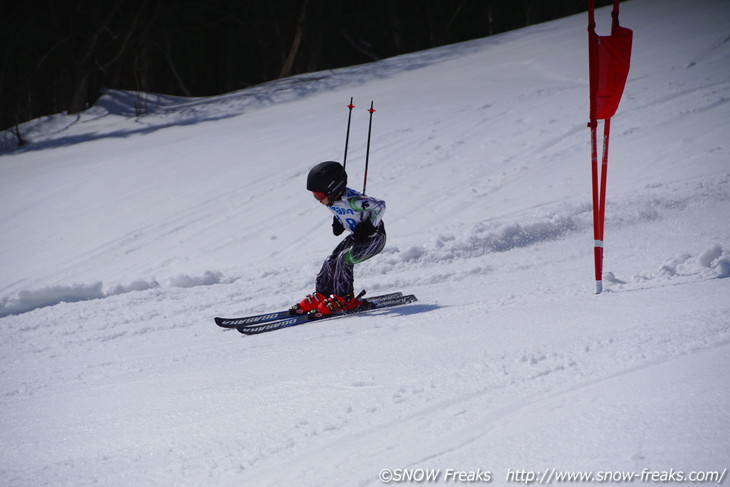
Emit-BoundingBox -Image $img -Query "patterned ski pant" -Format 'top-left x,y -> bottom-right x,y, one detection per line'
316,222 -> 386,297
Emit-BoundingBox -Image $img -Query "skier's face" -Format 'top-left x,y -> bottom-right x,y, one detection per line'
312,191 -> 330,206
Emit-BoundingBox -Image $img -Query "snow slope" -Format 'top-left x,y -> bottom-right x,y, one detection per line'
1,0 -> 729,485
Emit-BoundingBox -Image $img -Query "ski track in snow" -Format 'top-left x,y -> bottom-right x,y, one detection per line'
1,0 -> 729,485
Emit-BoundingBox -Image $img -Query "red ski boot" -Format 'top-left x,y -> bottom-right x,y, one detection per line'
308,293 -> 366,318
289,292 -> 326,315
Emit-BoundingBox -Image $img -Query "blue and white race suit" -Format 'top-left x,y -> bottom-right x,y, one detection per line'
316,187 -> 386,297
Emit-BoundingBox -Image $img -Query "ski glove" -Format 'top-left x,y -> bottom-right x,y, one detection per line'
332,216 -> 345,236
353,220 -> 376,242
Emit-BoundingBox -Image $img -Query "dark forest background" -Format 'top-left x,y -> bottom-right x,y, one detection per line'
1,0 -> 616,139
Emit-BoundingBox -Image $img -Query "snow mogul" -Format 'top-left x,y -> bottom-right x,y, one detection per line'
290,161 -> 386,317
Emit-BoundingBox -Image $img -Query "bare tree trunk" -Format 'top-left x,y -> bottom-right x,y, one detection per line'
11,124 -> 27,147
68,0 -> 150,114
160,33 -> 192,97
522,0 -> 537,26
437,0 -> 469,45
279,0 -> 311,78
386,0 -> 403,53
338,28 -> 381,62
68,71 -> 91,114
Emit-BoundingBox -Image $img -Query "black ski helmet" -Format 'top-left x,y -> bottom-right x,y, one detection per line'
306,161 -> 347,201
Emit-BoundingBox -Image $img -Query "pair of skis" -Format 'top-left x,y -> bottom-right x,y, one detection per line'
215,291 -> 417,335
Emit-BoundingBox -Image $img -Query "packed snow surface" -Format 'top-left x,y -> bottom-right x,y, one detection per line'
1,0 -> 729,485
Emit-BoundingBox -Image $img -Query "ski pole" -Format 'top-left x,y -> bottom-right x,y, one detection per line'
343,97 -> 355,170
362,101 -> 375,195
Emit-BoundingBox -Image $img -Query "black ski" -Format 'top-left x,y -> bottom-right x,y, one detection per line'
214,292 -> 403,328
237,294 -> 418,335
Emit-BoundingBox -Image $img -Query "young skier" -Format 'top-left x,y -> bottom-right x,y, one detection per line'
291,161 -> 386,317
